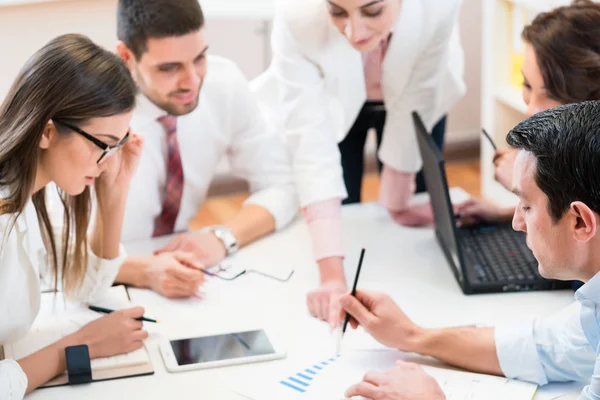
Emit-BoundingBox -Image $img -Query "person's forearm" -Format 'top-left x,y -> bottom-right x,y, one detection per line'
414,327 -> 503,376
379,165 -> 416,212
114,256 -> 152,288
318,256 -> 345,284
17,333 -> 83,393
90,189 -> 129,259
302,199 -> 345,278
225,204 -> 275,248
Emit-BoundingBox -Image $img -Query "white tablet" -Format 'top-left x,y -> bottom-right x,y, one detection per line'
159,329 -> 286,372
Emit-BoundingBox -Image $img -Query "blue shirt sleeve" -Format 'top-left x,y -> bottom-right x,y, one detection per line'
579,355 -> 600,400
495,301 -> 595,386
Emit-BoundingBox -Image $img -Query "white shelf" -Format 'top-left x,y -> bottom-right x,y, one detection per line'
495,86 -> 527,115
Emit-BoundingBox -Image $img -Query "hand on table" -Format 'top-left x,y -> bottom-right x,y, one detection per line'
345,360 -> 445,400
144,252 -> 206,299
388,203 -> 435,227
307,280 -> 348,328
455,198 -> 514,226
155,232 -> 227,267
74,307 -> 149,359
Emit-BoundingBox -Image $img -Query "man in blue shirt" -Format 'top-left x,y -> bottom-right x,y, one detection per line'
340,101 -> 600,400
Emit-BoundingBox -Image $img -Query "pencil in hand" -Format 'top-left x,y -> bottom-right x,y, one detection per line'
87,305 -> 159,324
336,248 -> 366,355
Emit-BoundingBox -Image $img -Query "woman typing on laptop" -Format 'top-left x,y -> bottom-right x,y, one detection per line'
0,35 -> 147,398
458,0 -> 600,225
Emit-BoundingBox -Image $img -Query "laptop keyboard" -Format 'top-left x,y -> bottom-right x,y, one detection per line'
458,225 -> 538,283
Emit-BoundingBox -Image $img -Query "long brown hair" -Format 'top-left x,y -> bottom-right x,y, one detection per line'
523,0 -> 600,104
0,34 -> 137,294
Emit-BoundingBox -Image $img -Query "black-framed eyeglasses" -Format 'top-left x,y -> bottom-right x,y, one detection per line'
200,263 -> 294,282
54,120 -> 130,164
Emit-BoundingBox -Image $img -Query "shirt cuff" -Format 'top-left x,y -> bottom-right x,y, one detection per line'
495,320 -> 548,385
243,186 -> 299,230
69,243 -> 127,304
579,386 -> 600,400
0,359 -> 28,400
378,164 -> 416,212
302,200 -> 344,261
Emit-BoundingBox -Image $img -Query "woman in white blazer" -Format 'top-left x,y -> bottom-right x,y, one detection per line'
0,34 -> 146,399
254,0 -> 466,325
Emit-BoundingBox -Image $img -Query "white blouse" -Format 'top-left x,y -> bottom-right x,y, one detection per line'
0,195 -> 126,399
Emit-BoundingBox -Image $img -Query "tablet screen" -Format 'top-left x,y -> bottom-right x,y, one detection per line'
169,329 -> 276,366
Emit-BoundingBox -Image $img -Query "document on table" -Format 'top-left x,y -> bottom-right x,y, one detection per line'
234,349 -> 537,400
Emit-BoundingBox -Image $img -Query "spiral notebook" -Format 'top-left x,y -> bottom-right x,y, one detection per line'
2,285 -> 153,387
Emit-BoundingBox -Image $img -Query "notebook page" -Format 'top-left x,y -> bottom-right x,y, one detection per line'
4,286 -> 149,370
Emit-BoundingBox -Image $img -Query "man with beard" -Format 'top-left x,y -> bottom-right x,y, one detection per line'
113,0 -> 298,299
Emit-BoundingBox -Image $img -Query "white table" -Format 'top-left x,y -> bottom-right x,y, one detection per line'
27,198 -> 583,399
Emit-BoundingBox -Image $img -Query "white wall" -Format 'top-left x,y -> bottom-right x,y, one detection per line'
447,0 -> 482,143
0,0 -> 482,144
0,0 -> 119,97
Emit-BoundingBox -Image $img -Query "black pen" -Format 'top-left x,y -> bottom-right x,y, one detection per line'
481,128 -> 497,150
88,305 -> 159,323
336,248 -> 366,355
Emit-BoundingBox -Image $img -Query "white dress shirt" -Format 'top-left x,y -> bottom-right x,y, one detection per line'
495,273 -> 600,399
0,193 -> 126,399
122,56 -> 297,241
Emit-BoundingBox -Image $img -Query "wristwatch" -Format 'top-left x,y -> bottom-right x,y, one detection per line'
200,225 -> 239,256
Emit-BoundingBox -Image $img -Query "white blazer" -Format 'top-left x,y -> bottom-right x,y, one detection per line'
253,0 -> 466,207
0,192 -> 126,399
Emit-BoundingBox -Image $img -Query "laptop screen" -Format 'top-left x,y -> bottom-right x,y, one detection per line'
412,112 -> 464,284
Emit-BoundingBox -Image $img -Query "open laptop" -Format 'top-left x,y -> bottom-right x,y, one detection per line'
412,112 -> 571,294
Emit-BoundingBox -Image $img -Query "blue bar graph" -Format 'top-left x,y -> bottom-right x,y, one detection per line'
279,356 -> 340,394
280,380 -> 306,393
297,373 -> 313,381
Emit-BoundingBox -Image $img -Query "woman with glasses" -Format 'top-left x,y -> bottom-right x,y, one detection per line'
253,0 -> 465,327
0,34 -> 145,398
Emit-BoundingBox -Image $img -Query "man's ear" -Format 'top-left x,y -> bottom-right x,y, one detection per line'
39,120 -> 56,150
116,41 -> 136,69
570,201 -> 597,242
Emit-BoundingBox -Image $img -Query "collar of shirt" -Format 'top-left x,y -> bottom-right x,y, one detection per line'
132,94 -> 169,128
575,272 -> 600,351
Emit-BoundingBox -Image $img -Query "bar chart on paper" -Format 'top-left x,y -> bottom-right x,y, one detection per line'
278,356 -> 340,394
234,350 -> 538,400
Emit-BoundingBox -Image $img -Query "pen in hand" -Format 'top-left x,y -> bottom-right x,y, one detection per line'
88,305 -> 159,324
336,248 -> 366,355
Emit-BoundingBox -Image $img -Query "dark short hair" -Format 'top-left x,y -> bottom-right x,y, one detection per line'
522,0 -> 600,104
507,101 -> 600,222
117,0 -> 205,59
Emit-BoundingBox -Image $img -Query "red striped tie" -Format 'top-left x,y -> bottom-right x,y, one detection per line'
153,115 -> 184,237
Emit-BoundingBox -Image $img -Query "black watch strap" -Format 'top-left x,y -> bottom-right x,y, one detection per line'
65,345 -> 92,385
